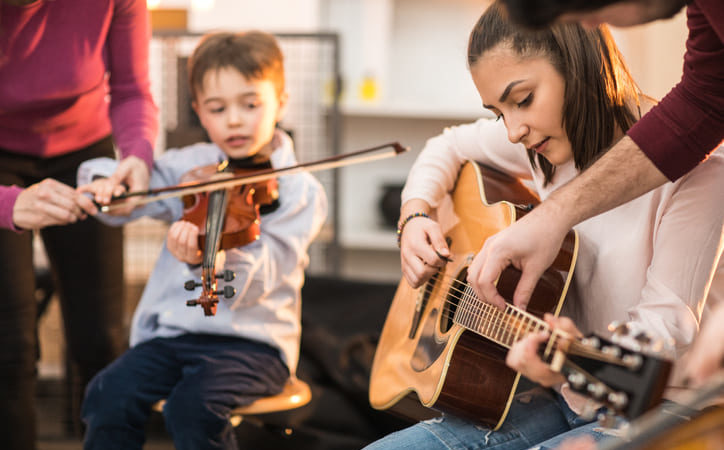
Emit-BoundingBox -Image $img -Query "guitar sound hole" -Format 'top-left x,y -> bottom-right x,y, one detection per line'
408,266 -> 442,339
440,268 -> 467,333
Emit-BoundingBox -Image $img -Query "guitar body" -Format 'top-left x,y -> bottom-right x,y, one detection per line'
369,161 -> 578,429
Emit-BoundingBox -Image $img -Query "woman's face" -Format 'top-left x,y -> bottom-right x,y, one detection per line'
470,45 -> 573,167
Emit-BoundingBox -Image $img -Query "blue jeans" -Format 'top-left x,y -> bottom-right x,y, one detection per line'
81,334 -> 289,450
364,383 -> 620,450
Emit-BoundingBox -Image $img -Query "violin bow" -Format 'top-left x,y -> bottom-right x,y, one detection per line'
99,142 -> 408,212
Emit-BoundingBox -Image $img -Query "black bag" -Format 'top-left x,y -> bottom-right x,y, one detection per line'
233,276 -> 414,450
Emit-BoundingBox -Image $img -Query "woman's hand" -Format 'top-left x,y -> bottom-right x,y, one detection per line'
167,220 -> 203,265
13,178 -> 98,229
399,200 -> 450,288
506,313 -> 581,387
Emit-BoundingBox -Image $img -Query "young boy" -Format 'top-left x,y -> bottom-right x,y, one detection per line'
77,31 -> 328,450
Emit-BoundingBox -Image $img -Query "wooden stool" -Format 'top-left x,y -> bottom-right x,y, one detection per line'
152,377 -> 312,428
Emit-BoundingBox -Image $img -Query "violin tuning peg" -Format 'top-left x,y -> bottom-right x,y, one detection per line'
184,280 -> 201,291
223,285 -> 235,298
216,270 -> 235,282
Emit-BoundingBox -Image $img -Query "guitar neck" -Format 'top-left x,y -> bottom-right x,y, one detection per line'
453,282 -> 551,349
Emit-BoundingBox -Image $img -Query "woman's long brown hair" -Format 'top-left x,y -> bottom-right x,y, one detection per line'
468,2 -> 641,185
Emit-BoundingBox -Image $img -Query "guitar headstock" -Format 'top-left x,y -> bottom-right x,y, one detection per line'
556,333 -> 672,419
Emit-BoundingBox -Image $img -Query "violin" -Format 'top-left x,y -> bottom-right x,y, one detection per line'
100,142 -> 409,316
180,158 -> 279,316
180,160 -> 278,250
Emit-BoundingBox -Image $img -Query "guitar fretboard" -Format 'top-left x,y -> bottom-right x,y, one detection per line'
452,281 -> 549,349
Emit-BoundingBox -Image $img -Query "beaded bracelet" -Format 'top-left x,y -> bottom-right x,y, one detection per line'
396,212 -> 430,248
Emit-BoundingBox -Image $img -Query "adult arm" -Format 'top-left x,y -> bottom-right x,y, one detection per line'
507,151 -> 724,390
106,0 -> 158,192
469,136 -> 668,310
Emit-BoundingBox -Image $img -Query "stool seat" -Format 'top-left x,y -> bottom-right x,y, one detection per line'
152,377 -> 311,427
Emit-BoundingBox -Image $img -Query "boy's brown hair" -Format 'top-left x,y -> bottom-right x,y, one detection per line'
188,31 -> 285,100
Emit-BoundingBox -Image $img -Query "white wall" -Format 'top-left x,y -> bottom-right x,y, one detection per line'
610,8 -> 688,101
152,0 -> 322,32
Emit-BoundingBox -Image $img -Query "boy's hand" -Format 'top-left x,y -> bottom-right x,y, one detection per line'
14,179 -> 98,229
77,156 -> 149,215
167,220 -> 203,265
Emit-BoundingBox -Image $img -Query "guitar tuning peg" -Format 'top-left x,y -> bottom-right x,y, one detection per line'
567,371 -> 587,390
607,321 -> 630,336
607,391 -> 628,411
581,336 -> 601,349
649,340 -> 663,353
622,353 -> 643,370
634,331 -> 652,345
587,382 -> 607,400
601,345 -> 622,358
597,410 -> 617,428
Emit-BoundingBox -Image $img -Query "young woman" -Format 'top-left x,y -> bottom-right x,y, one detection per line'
365,2 -> 724,449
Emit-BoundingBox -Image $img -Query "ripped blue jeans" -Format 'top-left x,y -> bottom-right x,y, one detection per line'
363,382 -> 619,450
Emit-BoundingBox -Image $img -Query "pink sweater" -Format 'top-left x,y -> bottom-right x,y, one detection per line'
628,0 -> 724,181
0,0 -> 158,229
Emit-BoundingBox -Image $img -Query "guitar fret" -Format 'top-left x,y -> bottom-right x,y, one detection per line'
482,300 -> 492,337
502,308 -> 511,346
456,284 -> 467,327
455,283 -> 465,326
511,310 -> 520,345
462,285 -> 476,331
477,293 -> 486,335
467,287 -> 476,330
494,308 -> 503,344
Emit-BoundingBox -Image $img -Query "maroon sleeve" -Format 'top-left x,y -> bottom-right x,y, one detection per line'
627,0 -> 724,181
107,0 -> 159,170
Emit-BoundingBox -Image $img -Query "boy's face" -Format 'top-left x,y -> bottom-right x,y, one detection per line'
192,67 -> 287,159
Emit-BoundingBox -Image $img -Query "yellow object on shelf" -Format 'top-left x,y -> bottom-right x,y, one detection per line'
149,8 -> 188,31
358,74 -> 379,102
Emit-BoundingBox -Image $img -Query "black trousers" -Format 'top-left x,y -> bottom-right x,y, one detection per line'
0,137 -> 126,450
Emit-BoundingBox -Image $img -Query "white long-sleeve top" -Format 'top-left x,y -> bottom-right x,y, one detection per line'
77,131 -> 328,373
402,118 -> 724,392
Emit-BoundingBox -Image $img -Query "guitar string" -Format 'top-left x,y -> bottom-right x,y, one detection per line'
412,270 -> 564,349
414,271 -> 610,360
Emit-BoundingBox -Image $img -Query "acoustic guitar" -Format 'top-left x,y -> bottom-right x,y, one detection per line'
601,374 -> 724,449
369,161 -> 671,430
